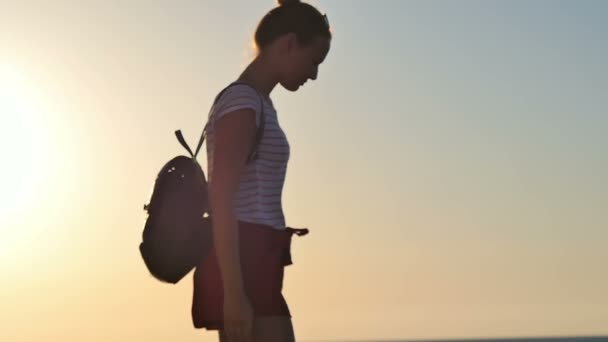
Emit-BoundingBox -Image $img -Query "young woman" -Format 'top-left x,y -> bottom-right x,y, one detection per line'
191,1 -> 331,341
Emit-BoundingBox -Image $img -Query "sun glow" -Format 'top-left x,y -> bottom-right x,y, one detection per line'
0,64 -> 54,260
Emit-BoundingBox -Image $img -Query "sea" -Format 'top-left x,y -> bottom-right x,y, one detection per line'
304,337 -> 608,342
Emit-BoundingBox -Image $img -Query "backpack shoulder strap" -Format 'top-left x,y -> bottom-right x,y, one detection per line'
189,81 -> 266,163
175,130 -> 195,158
245,86 -> 266,163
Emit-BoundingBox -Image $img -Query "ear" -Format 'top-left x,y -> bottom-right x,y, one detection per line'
284,32 -> 298,54
275,32 -> 299,57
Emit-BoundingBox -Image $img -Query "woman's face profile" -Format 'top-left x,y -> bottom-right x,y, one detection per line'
280,35 -> 331,91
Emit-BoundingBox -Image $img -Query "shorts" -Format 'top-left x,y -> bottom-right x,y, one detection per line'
191,220 -> 308,330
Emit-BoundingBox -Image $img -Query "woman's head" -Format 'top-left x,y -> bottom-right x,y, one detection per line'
254,0 -> 332,91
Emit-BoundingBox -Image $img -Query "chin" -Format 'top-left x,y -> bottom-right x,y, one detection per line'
281,81 -> 301,92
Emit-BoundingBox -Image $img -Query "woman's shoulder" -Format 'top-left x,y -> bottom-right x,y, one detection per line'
210,83 -> 264,127
218,82 -> 260,101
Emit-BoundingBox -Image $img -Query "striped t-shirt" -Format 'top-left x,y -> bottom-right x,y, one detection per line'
205,83 -> 290,230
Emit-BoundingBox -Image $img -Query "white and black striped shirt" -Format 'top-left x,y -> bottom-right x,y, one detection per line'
205,83 -> 290,230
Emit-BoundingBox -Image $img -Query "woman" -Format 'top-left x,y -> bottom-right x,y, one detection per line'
191,1 -> 331,341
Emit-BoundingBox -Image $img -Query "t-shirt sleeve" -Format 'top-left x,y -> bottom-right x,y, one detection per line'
210,84 -> 262,128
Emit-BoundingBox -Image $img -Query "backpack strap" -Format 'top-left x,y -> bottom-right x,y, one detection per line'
175,130 -> 195,158
188,81 -> 266,163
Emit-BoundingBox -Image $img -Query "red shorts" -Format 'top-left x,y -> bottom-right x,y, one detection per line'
191,220 -> 308,330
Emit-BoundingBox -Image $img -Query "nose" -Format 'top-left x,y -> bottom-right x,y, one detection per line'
310,66 -> 318,81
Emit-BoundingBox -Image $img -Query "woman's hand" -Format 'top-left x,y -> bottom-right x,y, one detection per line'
223,290 -> 254,342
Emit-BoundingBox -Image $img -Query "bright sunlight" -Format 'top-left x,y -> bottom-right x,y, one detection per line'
0,64 -> 53,260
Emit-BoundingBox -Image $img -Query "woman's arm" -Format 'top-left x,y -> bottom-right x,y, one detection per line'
207,108 -> 257,296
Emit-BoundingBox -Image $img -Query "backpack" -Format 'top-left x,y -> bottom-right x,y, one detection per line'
139,82 -> 266,284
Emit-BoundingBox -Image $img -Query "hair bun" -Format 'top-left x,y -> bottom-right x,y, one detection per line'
277,0 -> 300,6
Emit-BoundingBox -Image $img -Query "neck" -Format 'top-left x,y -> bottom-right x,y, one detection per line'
237,53 -> 278,98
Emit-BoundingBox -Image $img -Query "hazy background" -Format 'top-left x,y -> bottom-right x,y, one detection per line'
1,1 -> 607,341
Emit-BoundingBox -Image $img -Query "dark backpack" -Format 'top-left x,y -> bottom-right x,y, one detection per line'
139,82 -> 266,284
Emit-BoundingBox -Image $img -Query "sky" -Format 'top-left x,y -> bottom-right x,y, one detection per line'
1,1 -> 607,341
